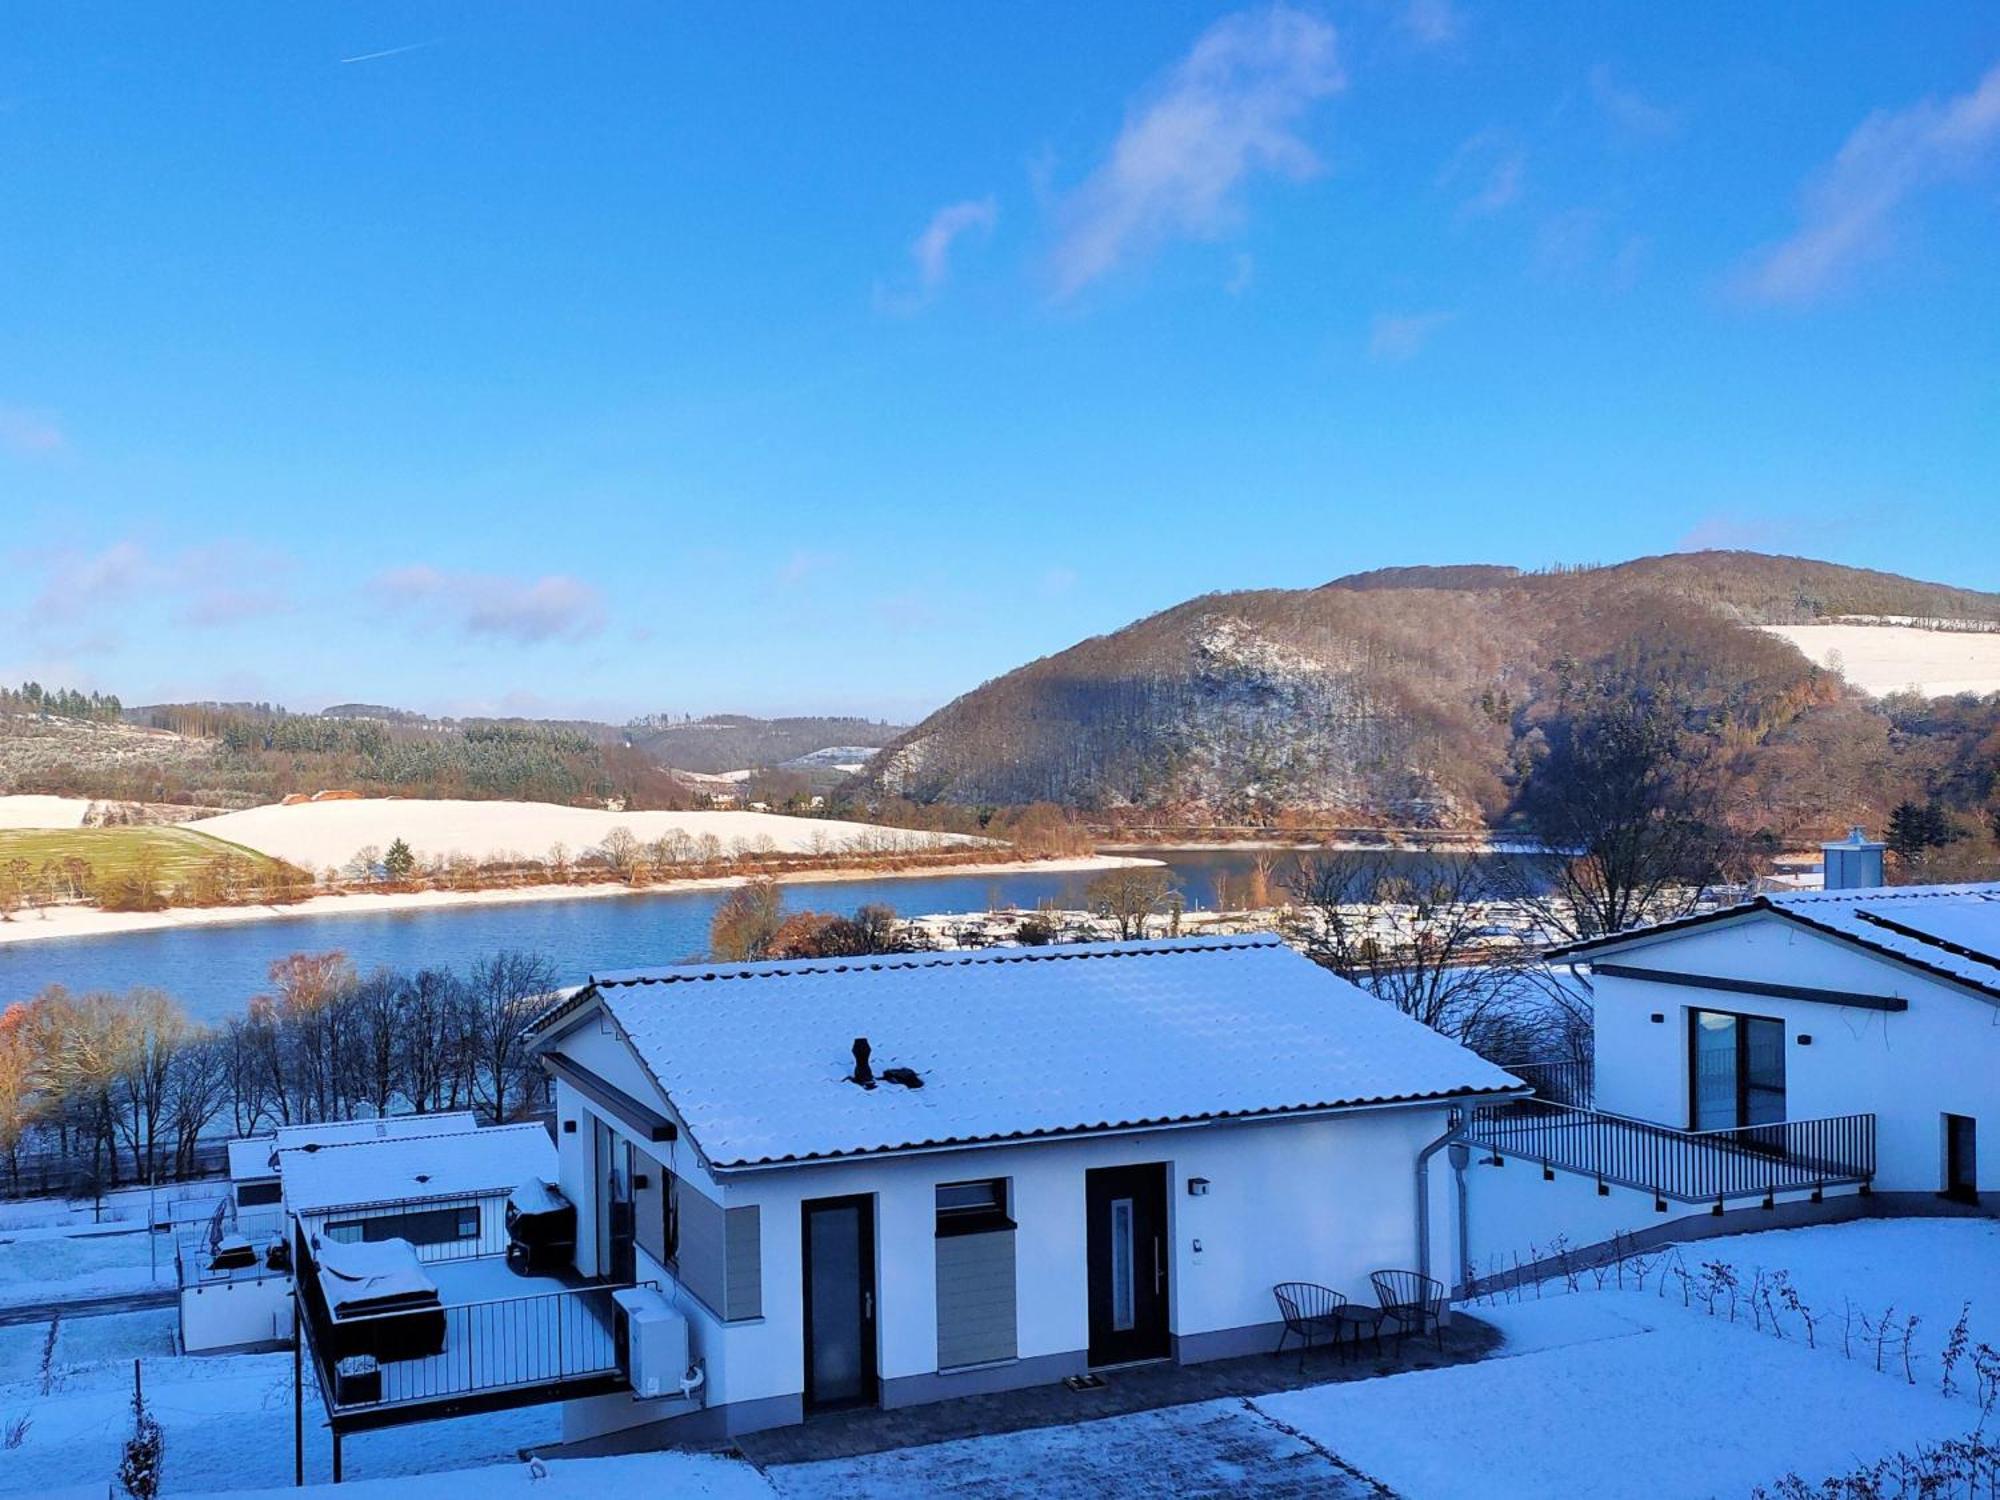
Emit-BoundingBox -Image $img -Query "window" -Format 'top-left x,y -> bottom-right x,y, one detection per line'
325,1205 -> 480,1247
935,1178 -> 1013,1237
1689,1009 -> 1785,1131
237,1180 -> 281,1208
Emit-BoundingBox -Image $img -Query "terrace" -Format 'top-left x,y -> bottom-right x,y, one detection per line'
1469,1058 -> 1875,1207
291,1224 -> 637,1479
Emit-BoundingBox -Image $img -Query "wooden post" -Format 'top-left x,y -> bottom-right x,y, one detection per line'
331,1430 -> 342,1486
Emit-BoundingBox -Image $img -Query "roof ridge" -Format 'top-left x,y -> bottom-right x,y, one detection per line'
592,933 -> 1284,989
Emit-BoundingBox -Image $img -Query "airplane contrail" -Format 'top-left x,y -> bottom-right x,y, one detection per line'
339,40 -> 437,65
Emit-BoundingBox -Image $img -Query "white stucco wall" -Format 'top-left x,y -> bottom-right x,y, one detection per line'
543,1012 -> 1462,1434
1589,912 -> 1999,1195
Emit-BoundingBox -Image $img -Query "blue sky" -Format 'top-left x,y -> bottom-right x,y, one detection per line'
3,4 -> 1997,722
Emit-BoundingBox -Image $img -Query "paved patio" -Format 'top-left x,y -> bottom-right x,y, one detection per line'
738,1316 -> 1501,1468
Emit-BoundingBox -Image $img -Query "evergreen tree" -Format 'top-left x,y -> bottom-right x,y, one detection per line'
382,838 -> 416,883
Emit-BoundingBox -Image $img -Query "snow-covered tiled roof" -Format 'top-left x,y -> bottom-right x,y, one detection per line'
280,1123 -> 555,1214
1552,882 -> 2000,1000
228,1113 -> 482,1183
568,935 -> 1523,1170
228,1136 -> 279,1182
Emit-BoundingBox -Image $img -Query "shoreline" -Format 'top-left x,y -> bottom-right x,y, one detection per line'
0,853 -> 1161,949
1096,838 -> 1549,855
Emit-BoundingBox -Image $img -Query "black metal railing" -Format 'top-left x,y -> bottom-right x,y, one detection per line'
1495,1056 -> 1594,1108
294,1227 -> 634,1416
328,1283 -> 630,1412
1462,1100 -> 1874,1204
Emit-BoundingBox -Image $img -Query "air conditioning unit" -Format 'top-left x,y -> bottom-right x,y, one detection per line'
612,1287 -> 690,1399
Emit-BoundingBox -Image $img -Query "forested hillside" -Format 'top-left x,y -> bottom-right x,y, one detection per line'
861,552 -> 2000,841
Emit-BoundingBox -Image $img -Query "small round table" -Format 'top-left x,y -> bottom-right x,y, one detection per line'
1332,1304 -> 1385,1360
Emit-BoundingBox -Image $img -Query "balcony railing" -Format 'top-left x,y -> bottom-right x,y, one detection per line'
310,1282 -> 633,1416
294,1226 -> 634,1424
1461,1099 -> 1874,1205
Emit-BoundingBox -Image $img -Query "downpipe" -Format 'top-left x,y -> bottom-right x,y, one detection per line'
1416,1108 -> 1472,1314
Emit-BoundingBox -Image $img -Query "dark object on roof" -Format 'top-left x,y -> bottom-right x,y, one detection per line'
882,1066 -> 924,1090
850,1037 -> 875,1090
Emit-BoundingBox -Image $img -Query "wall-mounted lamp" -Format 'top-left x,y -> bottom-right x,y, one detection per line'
1797,1034 -> 1813,1046
562,1120 -> 577,1134
1649,1013 -> 1665,1024
1187,1177 -> 1210,1197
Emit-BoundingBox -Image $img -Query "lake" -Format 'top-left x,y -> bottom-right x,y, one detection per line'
0,846 -> 1544,1023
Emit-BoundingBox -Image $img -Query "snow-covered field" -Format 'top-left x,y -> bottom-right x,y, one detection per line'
1763,623 -> 2000,698
0,795 -> 92,829
183,799 -> 980,872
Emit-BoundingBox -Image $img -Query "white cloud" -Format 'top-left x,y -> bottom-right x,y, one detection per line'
373,565 -> 606,644
1439,130 -> 1523,218
1587,64 -> 1676,138
0,403 -> 65,456
1368,309 -> 1454,362
1224,251 -> 1256,295
1740,59 -> 2000,305
911,197 -> 999,291
1399,0 -> 1461,49
1048,5 -> 1343,297
29,540 -> 148,619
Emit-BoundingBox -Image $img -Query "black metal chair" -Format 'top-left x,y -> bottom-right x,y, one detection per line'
1272,1282 -> 1347,1370
1370,1269 -> 1446,1350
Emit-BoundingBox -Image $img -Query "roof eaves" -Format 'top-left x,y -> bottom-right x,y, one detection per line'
1544,900 -> 1772,962
704,1080 -> 1524,1172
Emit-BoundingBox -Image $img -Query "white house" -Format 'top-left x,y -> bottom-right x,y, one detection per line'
1557,878 -> 1998,1204
281,1121 -> 557,1264
226,1113 -> 481,1234
1455,853 -> 1998,1277
183,1117 -> 550,1356
523,934 -> 1520,1449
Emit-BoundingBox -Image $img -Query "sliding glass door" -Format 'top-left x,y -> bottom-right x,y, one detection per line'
1690,1009 -> 1786,1132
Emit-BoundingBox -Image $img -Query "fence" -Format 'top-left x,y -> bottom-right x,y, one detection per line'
1462,1100 -> 1875,1204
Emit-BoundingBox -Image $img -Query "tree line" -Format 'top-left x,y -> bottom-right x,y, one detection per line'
1,682 -> 124,723
0,949 -> 556,1196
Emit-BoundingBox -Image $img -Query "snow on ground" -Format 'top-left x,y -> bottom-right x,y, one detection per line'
0,1221 -> 174,1306
1256,1287 -> 1980,1500
0,1308 -> 567,1494
184,799 -> 979,871
177,1454 -> 773,1500
1647,1218 -> 2000,1353
0,795 -> 93,829
1763,623 -> 2000,697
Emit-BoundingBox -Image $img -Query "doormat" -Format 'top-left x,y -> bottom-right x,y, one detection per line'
1062,1374 -> 1107,1391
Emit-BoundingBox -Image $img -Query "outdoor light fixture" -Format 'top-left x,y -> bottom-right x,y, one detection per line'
562,1120 -> 577,1133
1187,1177 -> 1210,1197
1798,1034 -> 1814,1046
1650,1013 -> 1665,1024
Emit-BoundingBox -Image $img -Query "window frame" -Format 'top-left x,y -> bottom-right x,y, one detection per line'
934,1177 -> 1014,1238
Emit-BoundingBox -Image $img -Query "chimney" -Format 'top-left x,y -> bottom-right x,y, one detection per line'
1821,826 -> 1885,891
850,1037 -> 875,1090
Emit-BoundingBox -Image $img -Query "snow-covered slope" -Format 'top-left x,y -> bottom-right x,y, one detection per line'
184,799 -> 979,870
1761,622 -> 2000,697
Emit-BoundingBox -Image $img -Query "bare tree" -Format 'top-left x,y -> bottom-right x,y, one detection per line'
1283,853 -> 1543,1049
1502,697 -> 1727,940
397,967 -> 465,1114
1086,867 -> 1179,940
463,951 -> 555,1123
710,879 -> 785,961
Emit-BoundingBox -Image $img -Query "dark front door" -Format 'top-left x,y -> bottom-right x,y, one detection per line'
1946,1115 -> 1979,1203
1085,1163 -> 1170,1367
802,1195 -> 877,1410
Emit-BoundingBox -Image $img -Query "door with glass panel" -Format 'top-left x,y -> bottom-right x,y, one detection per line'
1084,1163 -> 1170,1366
594,1119 -> 636,1283
1689,1009 -> 1786,1138
802,1195 -> 878,1410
